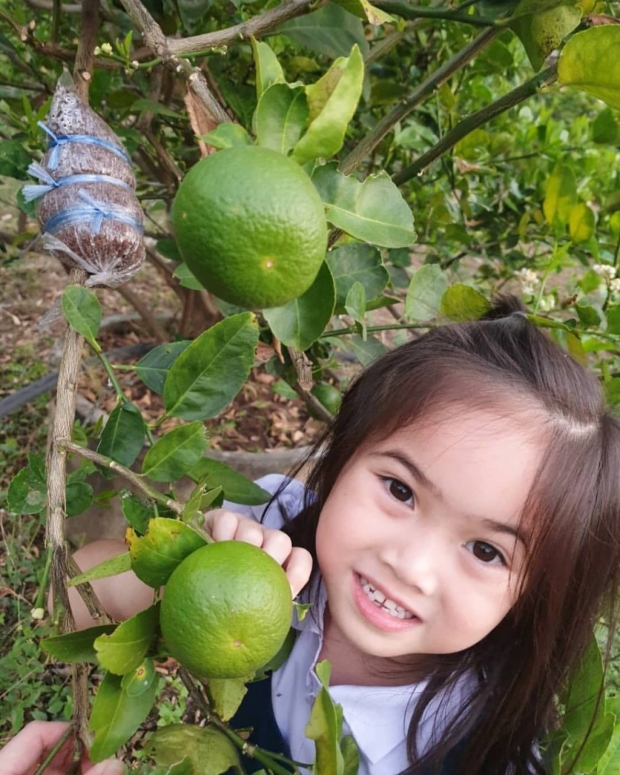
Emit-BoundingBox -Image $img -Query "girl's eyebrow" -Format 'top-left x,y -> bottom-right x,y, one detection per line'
371,449 -> 528,548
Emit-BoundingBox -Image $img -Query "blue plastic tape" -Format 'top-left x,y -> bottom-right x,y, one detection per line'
23,162 -> 133,202
43,190 -> 143,236
38,121 -> 132,169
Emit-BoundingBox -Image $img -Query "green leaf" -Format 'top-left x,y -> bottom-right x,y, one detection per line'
173,262 -> 205,291
592,108 -> 619,145
263,262 -> 335,351
89,670 -> 160,762
95,605 -> 159,675
306,660 -> 345,775
131,99 -> 183,119
68,552 -> 132,587
200,123 -> 253,150
142,422 -> 208,482
121,657 -> 158,697
97,402 -> 145,468
341,734 -> 361,775
599,712 -> 620,773
564,712 -> 615,772
136,341 -> 192,395
332,0 -> 395,24
251,39 -> 285,100
188,457 -> 270,505
543,165 -> 577,226
41,625 -> 117,663
65,481 -> 94,517
255,84 -> 309,155
120,490 -> 155,534
144,725 -> 240,773
405,265 -> 448,322
6,466 -> 47,515
558,27 -> 620,110
292,46 -> 364,165
440,285 -> 490,321
340,333 -> 387,365
326,243 -> 389,308
127,517 -> 207,588
276,5 -> 369,59
163,313 -> 259,421
509,0 -> 582,71
61,285 -> 102,345
0,139 -> 32,179
176,0 -> 213,32
569,203 -> 595,243
209,678 -> 249,721
312,163 -> 415,247
562,636 -> 605,742
345,282 -> 367,338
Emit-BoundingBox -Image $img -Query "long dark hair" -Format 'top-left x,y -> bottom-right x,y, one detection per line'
278,295 -> 620,775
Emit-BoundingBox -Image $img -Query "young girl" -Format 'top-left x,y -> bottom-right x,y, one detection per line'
69,295 -> 620,775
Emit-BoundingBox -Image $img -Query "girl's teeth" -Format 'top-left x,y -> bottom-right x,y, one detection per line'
359,577 -> 415,620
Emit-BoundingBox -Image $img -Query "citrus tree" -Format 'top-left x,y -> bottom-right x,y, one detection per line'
2,0 -> 620,771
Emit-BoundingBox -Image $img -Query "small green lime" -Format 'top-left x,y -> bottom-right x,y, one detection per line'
172,146 -> 328,309
160,541 -> 293,679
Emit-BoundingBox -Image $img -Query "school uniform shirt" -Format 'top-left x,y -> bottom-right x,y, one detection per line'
223,474 -> 474,775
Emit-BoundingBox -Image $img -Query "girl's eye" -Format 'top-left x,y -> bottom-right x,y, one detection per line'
383,477 -> 414,505
466,540 -> 506,566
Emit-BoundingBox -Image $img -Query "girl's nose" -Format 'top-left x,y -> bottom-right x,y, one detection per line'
379,534 -> 442,596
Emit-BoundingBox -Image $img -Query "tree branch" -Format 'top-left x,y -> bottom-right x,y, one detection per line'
393,64 -> 558,186
167,0 -> 318,55
73,0 -> 99,99
117,0 -> 230,125
374,0 -> 498,26
63,441 -> 185,515
340,27 -> 499,176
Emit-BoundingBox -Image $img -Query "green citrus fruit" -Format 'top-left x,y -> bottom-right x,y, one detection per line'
172,146 -> 328,309
160,541 -> 293,679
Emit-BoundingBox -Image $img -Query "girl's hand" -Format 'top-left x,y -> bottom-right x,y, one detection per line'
0,721 -> 124,775
203,509 -> 312,597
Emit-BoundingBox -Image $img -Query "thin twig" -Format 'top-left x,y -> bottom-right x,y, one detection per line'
115,285 -> 169,341
340,27 -> 499,176
32,723 -> 74,775
63,441 -> 185,514
393,64 -> 558,185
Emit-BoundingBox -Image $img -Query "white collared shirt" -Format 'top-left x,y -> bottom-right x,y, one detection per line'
224,474 -> 472,775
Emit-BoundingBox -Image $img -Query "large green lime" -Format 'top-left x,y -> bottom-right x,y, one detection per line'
160,541 -> 293,679
172,146 -> 328,309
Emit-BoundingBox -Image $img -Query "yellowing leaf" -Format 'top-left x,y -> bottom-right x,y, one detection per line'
558,27 -> 620,109
568,203 -> 595,243
543,165 -> 577,226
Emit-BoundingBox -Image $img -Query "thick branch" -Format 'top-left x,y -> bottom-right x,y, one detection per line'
167,0 -> 317,55
73,0 -> 99,100
393,64 -> 558,186
340,27 -> 499,176
118,0 -> 231,125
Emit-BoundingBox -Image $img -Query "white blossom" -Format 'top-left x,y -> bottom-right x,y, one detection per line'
609,277 -> 620,294
514,268 -> 540,297
100,42 -> 113,55
31,607 -> 45,621
592,263 -> 616,282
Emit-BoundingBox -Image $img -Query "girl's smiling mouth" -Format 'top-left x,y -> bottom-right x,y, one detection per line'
353,573 -> 422,630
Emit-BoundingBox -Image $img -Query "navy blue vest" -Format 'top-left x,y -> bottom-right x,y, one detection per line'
229,673 -> 463,774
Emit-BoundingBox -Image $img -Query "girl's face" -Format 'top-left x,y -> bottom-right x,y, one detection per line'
316,409 -> 542,668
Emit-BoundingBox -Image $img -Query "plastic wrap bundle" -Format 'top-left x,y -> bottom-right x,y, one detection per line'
23,81 -> 144,288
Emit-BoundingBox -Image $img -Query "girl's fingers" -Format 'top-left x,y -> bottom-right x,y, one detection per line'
260,529 -> 293,567
204,509 -> 241,541
283,547 -> 313,597
0,721 -> 73,775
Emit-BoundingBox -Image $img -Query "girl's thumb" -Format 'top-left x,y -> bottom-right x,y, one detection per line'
90,760 -> 126,775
